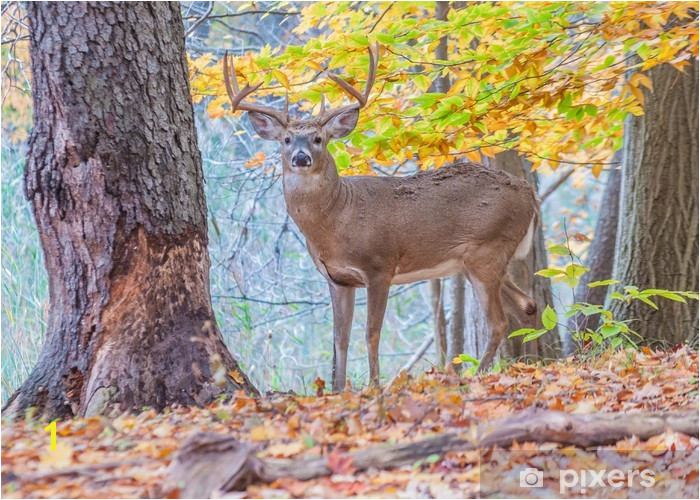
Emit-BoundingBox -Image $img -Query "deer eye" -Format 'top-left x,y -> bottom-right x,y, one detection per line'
314,137 -> 322,144
284,137 -> 291,144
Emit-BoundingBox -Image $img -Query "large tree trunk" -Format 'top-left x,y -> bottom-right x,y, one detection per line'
464,152 -> 560,361
569,155 -> 622,340
608,61 -> 699,346
4,2 -> 256,420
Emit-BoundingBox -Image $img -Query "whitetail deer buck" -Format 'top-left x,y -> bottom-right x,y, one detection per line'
223,46 -> 539,391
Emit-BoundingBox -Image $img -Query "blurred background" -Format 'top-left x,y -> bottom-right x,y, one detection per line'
1,1 -> 606,403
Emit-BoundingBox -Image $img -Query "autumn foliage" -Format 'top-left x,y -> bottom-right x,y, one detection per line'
190,2 -> 698,175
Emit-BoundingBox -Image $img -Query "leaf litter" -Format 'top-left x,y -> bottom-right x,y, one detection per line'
1,347 -> 697,498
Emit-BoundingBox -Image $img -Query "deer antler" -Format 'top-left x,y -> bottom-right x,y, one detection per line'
223,52 -> 289,126
317,43 -> 379,125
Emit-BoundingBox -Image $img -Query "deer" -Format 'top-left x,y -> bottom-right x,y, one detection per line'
222,45 -> 540,391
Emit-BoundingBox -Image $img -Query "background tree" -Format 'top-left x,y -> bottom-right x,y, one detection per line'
570,153 -> 622,337
608,58 -> 699,346
4,2 -> 255,419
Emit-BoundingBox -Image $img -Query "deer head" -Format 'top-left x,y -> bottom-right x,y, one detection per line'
223,45 -> 378,174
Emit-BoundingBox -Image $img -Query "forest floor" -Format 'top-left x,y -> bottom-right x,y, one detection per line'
1,347 -> 698,499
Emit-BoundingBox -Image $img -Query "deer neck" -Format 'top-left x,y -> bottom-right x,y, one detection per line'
282,154 -> 346,233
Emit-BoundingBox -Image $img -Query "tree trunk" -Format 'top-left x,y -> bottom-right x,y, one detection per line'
464,152 -> 560,361
431,1 -> 467,369
569,155 -> 622,339
4,2 -> 256,420
429,0 -> 449,368
608,61 -> 699,346
429,279 -> 447,366
446,275 -> 466,365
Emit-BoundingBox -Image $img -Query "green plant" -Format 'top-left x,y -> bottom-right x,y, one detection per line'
509,241 -> 698,352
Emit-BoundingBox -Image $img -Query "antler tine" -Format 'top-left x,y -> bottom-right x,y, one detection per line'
222,51 -> 289,126
318,44 -> 379,124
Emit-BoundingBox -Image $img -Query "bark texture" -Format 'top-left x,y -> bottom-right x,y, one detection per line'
5,2 -> 255,420
608,61 -> 699,346
464,151 -> 560,360
570,156 -> 622,338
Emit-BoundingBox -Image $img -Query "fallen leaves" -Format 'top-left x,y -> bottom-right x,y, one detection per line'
1,347 -> 698,498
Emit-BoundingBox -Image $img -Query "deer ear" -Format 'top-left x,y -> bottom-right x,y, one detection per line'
249,112 -> 285,141
324,109 -> 359,139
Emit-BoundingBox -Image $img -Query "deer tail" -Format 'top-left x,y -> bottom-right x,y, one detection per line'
513,187 -> 540,260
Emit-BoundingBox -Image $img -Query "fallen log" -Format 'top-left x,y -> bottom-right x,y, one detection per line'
167,408 -> 698,498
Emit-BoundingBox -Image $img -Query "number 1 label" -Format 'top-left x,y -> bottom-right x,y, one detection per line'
44,421 -> 57,450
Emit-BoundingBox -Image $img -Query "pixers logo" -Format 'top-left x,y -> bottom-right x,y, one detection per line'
559,468 -> 656,494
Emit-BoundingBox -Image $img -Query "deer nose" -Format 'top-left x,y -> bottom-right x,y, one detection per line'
292,151 -> 312,167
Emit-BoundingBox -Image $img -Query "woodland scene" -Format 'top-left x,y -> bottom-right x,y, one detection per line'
0,1 -> 698,498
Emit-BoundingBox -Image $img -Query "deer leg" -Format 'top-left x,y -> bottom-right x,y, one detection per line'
329,283 -> 355,392
501,276 -> 537,328
365,279 -> 390,387
464,256 -> 509,372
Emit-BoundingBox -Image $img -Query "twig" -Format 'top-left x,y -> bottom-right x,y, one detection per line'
540,166 -> 576,202
185,1 -> 213,38
369,2 -> 395,33
13,457 -> 152,483
182,10 -> 300,20
386,335 -> 433,388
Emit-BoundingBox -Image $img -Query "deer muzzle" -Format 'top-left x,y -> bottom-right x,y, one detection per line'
292,151 -> 312,168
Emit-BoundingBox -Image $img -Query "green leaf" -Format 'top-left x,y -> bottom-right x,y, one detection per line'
636,296 -> 659,310
600,324 -> 622,338
548,245 -> 571,256
458,353 -> 479,365
335,151 -> 351,169
508,328 -> 536,338
588,279 -> 619,288
349,33 -> 370,48
557,93 -> 573,114
541,305 -> 558,330
584,104 -> 598,117
535,268 -> 566,277
523,329 -> 549,342
472,121 -> 487,134
657,292 -> 686,303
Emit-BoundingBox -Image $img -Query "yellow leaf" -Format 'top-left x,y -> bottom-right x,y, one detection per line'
272,69 -> 291,90
39,441 -> 73,468
229,369 -> 245,385
307,60 -> 324,72
628,84 -> 645,107
630,72 -> 653,91
250,426 -> 270,441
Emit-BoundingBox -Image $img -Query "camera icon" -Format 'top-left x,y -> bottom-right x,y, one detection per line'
520,468 -> 544,488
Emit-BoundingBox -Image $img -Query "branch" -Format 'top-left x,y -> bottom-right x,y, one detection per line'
182,10 -> 301,20
166,409 -> 698,497
540,166 -> 575,202
386,335 -> 434,388
185,1 -> 213,37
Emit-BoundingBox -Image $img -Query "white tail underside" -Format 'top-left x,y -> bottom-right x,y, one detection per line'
514,213 -> 536,260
